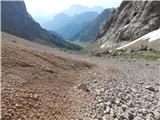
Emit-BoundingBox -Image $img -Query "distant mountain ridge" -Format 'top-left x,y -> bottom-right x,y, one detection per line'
63,4 -> 104,16
56,12 -> 98,39
71,9 -> 113,43
1,1 -> 81,50
42,12 -> 98,40
42,13 -> 72,31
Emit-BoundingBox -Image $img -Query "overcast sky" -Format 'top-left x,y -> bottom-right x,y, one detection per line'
24,0 -> 122,16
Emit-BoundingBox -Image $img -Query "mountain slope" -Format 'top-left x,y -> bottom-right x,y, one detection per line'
41,13 -> 72,31
1,31 -> 93,119
1,1 -> 81,50
117,28 -> 160,51
56,12 -> 98,39
92,1 -> 160,50
71,9 -> 112,43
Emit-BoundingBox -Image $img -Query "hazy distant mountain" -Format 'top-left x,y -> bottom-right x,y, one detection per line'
56,22 -> 90,40
63,4 -> 104,16
41,4 -> 104,31
42,13 -> 72,30
30,10 -> 55,24
1,1 -> 82,50
72,9 -> 113,42
56,12 -> 98,39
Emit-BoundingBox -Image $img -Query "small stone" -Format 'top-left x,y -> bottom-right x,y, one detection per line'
131,88 -> 137,93
127,100 -> 134,108
125,90 -> 130,93
104,106 -> 110,114
138,109 -> 148,116
110,109 -> 116,118
155,83 -> 160,86
134,116 -> 142,120
139,81 -> 144,84
105,101 -> 112,107
119,113 -> 126,119
115,98 -> 121,105
102,116 -> 107,120
145,85 -> 156,92
8,80 -> 12,83
122,104 -> 128,111
126,95 -> 131,100
77,83 -> 90,92
33,94 -> 39,100
146,114 -> 154,120
97,102 -> 105,109
98,99 -> 103,103
128,111 -> 134,120
114,118 -> 118,120
153,110 -> 160,120
15,103 -> 21,108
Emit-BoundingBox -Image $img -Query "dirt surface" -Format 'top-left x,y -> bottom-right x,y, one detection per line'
1,32 -> 160,120
1,32 -> 94,120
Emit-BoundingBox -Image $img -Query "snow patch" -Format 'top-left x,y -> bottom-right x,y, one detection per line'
117,29 -> 160,51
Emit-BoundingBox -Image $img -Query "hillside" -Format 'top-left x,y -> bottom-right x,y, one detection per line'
1,32 -> 94,119
56,12 -> 98,39
91,1 -> 160,50
1,1 -> 81,50
117,28 -> 160,51
2,32 -> 160,120
71,9 -> 112,43
41,13 -> 72,31
1,1 -> 160,120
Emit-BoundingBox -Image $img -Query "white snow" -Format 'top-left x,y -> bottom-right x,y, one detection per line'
100,42 -> 106,48
117,28 -> 160,51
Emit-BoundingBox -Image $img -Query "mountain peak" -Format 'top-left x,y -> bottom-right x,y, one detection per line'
63,4 -> 104,17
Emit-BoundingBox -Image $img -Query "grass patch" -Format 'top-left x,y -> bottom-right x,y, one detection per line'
113,49 -> 160,60
69,41 -> 88,48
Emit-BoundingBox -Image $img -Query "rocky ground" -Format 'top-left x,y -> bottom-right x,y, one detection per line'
78,57 -> 160,120
1,32 -> 160,120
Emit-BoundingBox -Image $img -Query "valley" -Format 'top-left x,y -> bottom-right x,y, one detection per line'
1,0 -> 160,120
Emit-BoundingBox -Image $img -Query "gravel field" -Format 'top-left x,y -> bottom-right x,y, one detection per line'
1,32 -> 160,120
78,57 -> 160,120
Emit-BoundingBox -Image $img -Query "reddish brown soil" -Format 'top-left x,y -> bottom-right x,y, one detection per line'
1,32 -> 93,120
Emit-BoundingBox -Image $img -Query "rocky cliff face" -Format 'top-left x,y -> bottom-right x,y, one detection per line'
94,1 -> 160,50
71,9 -> 112,43
1,1 -> 81,50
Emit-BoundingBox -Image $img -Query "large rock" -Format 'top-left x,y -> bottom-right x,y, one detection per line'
92,1 -> 160,50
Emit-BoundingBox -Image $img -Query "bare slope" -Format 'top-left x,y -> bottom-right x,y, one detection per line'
1,32 -> 160,120
1,32 -> 93,120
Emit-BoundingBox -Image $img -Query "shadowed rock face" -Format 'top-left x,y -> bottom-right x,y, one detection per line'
95,1 -> 160,49
71,9 -> 112,43
1,1 -> 82,50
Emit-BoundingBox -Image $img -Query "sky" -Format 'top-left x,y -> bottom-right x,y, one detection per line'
24,0 -> 122,16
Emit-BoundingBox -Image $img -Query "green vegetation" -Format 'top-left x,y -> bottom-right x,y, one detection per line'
113,49 -> 160,60
69,40 -> 90,49
92,48 -> 160,60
